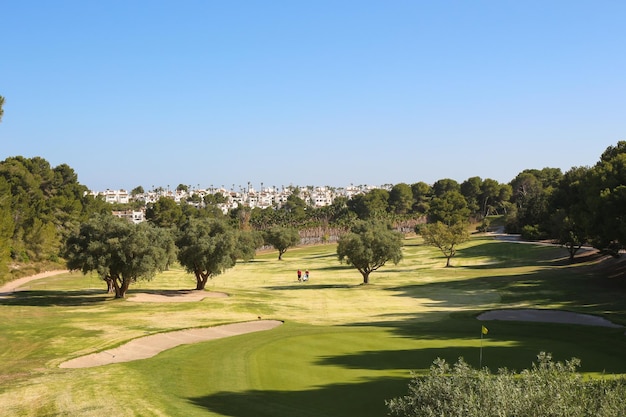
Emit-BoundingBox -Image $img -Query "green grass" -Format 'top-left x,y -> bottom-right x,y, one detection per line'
1,236 -> 625,416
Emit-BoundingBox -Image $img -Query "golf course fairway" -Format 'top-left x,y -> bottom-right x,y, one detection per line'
1,235 -> 625,416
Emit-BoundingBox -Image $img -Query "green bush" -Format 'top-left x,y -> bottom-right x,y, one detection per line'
520,224 -> 544,240
386,352 -> 626,417
476,218 -> 490,233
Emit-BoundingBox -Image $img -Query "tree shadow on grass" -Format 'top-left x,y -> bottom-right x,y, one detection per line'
314,344 -> 544,373
267,284 -> 356,291
456,240 -> 569,269
396,269 -> 625,321
127,289 -> 201,296
186,334 -> 626,417
311,264 -> 354,272
301,253 -> 337,261
328,311 -> 626,373
188,377 -> 408,417
0,289 -> 111,306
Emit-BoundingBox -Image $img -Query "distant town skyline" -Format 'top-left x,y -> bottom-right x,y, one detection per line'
2,2 -> 623,192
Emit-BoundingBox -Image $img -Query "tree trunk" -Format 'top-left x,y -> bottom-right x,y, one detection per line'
567,243 -> 582,261
195,270 -> 209,290
111,276 -> 129,298
445,256 -> 452,267
362,272 -> 370,284
117,280 -> 130,298
105,277 -> 114,294
568,244 -> 575,261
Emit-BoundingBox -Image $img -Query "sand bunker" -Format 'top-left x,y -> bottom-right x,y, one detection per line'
478,309 -> 622,328
2,272 -> 280,369
128,290 -> 228,302
59,320 -> 283,368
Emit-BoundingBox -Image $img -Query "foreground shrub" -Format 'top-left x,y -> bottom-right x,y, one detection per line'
386,352 -> 626,417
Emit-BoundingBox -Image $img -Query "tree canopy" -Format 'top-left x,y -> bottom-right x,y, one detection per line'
582,142 -> 626,255
145,196 -> 184,229
64,214 -> 174,298
419,221 -> 470,267
264,226 -> 301,260
389,183 -> 413,215
175,217 -> 242,290
336,221 -> 404,284
549,166 -> 590,260
0,156 -> 106,281
428,190 -> 470,225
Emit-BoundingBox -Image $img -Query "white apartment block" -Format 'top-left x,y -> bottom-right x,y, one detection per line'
112,210 -> 145,224
85,189 -> 130,204
89,184 -> 378,218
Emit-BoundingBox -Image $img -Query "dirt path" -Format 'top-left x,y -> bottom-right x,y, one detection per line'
59,320 -> 284,368
0,269 -> 69,296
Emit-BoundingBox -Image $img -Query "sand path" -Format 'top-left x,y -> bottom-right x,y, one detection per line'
59,320 -> 283,368
0,269 -> 70,296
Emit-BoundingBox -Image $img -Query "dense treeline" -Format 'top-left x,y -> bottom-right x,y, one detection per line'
507,141 -> 626,258
0,156 -> 110,281
1,141 -> 624,283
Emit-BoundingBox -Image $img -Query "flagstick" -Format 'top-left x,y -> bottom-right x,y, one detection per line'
479,330 -> 483,368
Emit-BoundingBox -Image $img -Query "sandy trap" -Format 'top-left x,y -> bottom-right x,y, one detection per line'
127,289 -> 228,302
478,309 -> 623,328
59,320 -> 283,369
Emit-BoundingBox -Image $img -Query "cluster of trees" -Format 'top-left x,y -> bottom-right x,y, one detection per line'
238,178 -> 512,231
507,142 -> 626,259
0,156 -> 110,281
64,214 -> 265,297
386,352 -> 626,417
1,141 -> 625,286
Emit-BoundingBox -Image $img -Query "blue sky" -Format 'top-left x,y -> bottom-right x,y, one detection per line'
1,1 -> 624,191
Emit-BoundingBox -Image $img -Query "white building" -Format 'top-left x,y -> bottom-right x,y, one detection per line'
112,210 -> 145,224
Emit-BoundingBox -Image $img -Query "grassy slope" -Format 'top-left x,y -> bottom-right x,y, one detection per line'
1,236 -> 625,416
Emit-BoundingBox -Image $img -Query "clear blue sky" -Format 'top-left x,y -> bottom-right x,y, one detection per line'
1,1 -> 624,191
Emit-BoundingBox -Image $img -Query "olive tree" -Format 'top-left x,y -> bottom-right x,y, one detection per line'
64,214 -> 174,298
419,221 -> 469,267
336,221 -> 403,284
235,230 -> 264,262
175,217 -> 241,290
145,196 -> 184,228
263,226 -> 300,260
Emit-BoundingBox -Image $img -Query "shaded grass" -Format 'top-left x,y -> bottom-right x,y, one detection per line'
1,236 -> 626,416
